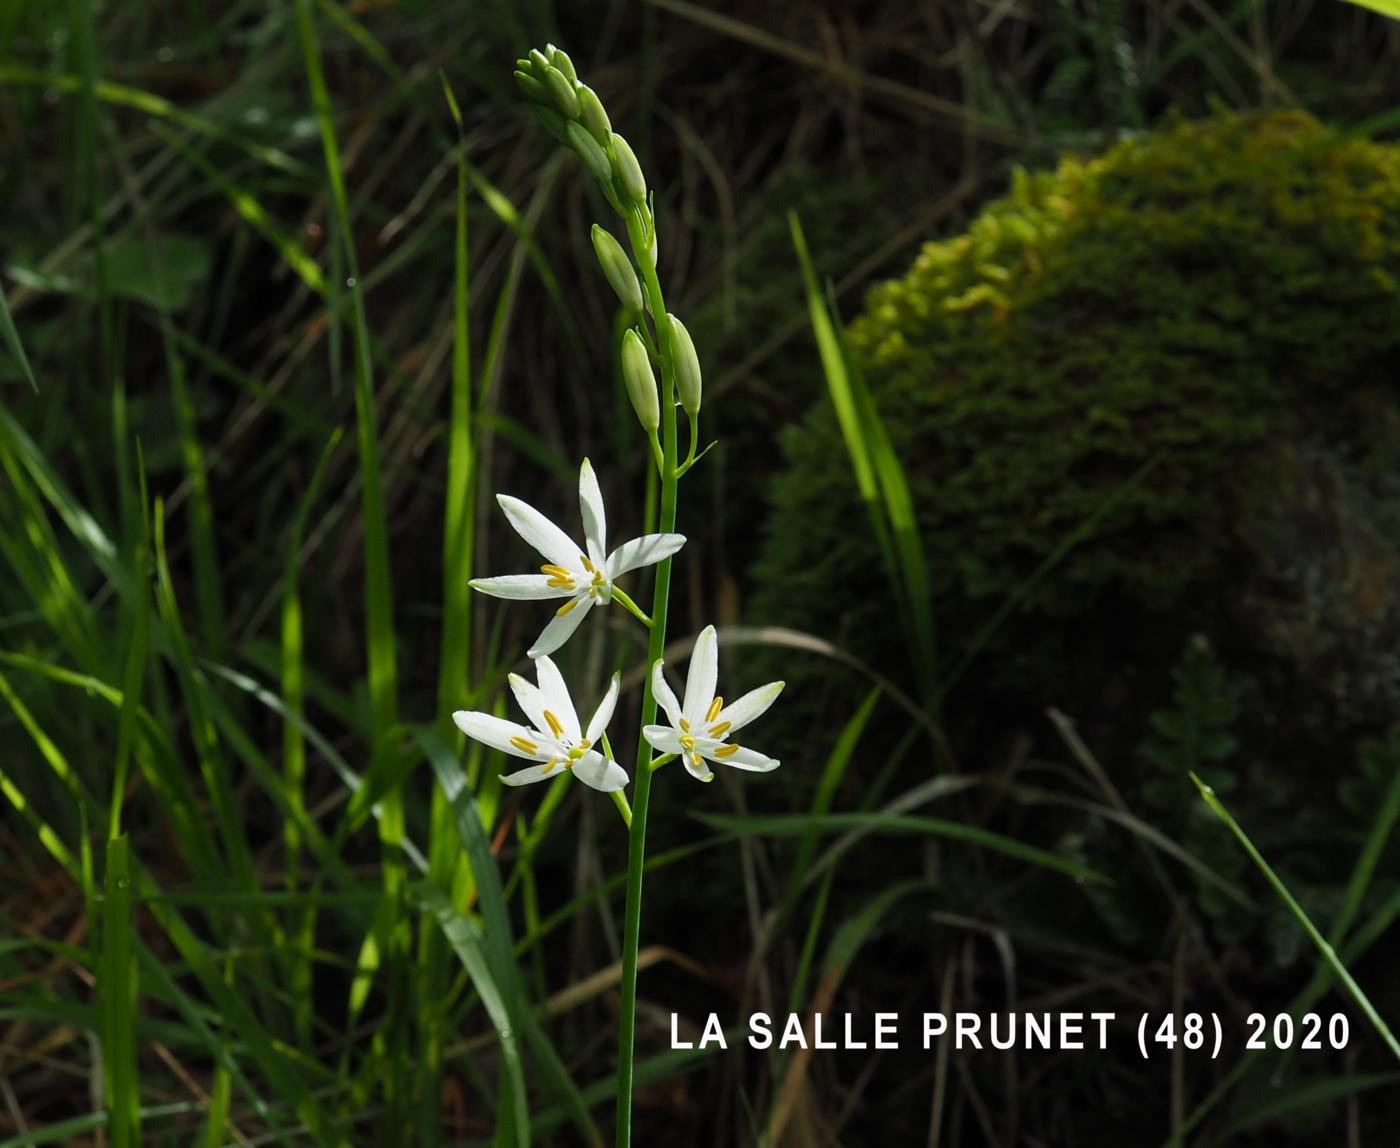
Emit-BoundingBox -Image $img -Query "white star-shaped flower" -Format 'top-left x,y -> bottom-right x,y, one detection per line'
471,459 -> 686,658
452,656 -> 627,791
644,625 -> 784,782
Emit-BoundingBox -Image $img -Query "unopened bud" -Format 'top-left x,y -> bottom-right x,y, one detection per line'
528,48 -> 551,75
514,70 -> 546,102
534,106 -> 570,144
591,225 -> 643,313
567,122 -> 612,182
668,314 -> 702,416
547,45 -> 578,83
620,329 -> 660,434
577,85 -> 611,144
610,134 -> 647,205
542,64 -> 580,119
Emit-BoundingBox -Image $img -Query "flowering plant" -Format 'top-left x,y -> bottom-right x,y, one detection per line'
446,43 -> 785,1145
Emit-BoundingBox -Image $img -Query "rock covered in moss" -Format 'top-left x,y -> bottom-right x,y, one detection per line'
752,110 -> 1400,742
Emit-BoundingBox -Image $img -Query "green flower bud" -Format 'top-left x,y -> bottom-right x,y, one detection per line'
591,225 -> 643,313
577,85 -> 611,144
534,106 -> 570,144
668,314 -> 702,416
620,329 -> 660,434
547,44 -> 577,83
542,64 -> 580,119
610,134 -> 647,205
528,48 -> 551,75
567,121 -> 612,182
514,70 -> 547,102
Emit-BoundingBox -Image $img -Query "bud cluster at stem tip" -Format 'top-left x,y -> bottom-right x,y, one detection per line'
515,44 -> 704,452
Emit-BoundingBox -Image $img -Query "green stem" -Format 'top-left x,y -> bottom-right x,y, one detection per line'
616,203 -> 680,1147
611,586 -> 654,628
611,789 -> 633,829
648,752 -> 677,772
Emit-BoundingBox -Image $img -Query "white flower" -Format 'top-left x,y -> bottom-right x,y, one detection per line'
452,656 -> 627,792
471,459 -> 686,658
644,625 -> 783,783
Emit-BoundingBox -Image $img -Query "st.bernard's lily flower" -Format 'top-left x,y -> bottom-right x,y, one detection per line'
471,459 -> 686,658
644,625 -> 783,782
453,656 -> 627,792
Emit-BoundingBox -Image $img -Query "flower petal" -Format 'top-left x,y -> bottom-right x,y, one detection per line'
650,660 -> 682,727
586,672 -> 621,744
527,596 -> 593,659
500,761 -> 566,787
643,724 -> 683,755
452,711 -> 544,759
682,625 -> 719,723
706,745 -> 779,772
470,574 -> 570,600
533,655 -> 581,741
570,750 -> 629,792
606,533 -> 686,579
715,681 -> 785,735
578,459 -> 607,568
497,493 -> 580,569
507,672 -> 549,734
682,752 -> 714,783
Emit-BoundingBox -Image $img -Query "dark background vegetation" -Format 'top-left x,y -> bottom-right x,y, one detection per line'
4,1 -> 1400,1145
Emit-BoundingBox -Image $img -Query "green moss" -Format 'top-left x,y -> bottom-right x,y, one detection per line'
753,111 -> 1400,689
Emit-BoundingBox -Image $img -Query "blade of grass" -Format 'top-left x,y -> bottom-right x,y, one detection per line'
101,837 -> 139,1148
283,428 -> 342,1045
1190,772 -> 1400,1061
294,3 -> 406,1125
697,811 -> 1101,882
0,283 -> 37,392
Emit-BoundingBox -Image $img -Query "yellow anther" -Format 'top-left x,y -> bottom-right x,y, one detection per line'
679,734 -> 696,752
690,752 -> 703,769
541,757 -> 560,775
543,710 -> 564,737
509,735 -> 540,754
568,746 -> 586,760
546,576 -> 576,589
580,554 -> 598,574
540,564 -> 572,578
556,597 -> 581,617
679,718 -> 690,732
713,744 -> 740,758
706,697 -> 724,723
708,721 -> 732,738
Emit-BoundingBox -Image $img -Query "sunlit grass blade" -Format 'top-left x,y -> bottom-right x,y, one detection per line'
789,212 -> 937,707
101,836 -> 139,1148
1190,772 -> 1400,1061
283,428 -> 342,1044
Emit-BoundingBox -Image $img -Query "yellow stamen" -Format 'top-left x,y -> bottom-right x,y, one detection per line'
568,746 -> 586,760
706,696 -> 724,723
556,597 -> 580,617
547,578 -> 576,590
690,752 -> 703,769
543,710 -> 564,737
509,735 -> 539,754
708,721 -> 732,738
541,757 -> 560,775
680,734 -> 696,752
540,564 -> 572,578
580,554 -> 598,574
678,718 -> 690,732
713,744 -> 740,758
